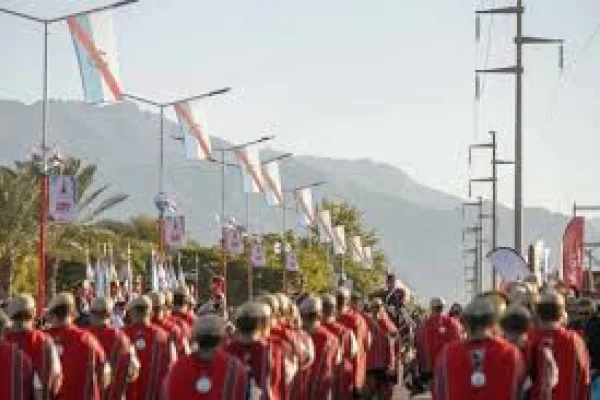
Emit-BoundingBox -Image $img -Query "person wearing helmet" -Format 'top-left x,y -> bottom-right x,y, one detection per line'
164,314 -> 249,399
433,297 -> 526,399
148,292 -> 189,356
123,295 -> 176,400
5,293 -> 62,398
88,297 -> 140,400
415,297 -> 462,384
45,292 -> 109,400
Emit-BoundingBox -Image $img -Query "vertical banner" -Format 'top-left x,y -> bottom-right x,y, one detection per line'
235,145 -> 264,193
223,225 -> 245,255
95,259 -> 106,298
333,225 -> 346,255
85,247 -> 94,282
49,175 -> 77,222
563,217 -> 585,289
250,242 -> 267,268
295,188 -> 314,226
67,12 -> 124,104
262,161 -> 284,207
285,251 -> 299,272
164,216 -> 186,248
173,102 -> 212,160
351,236 -> 363,262
362,246 -> 373,269
149,250 -> 159,293
317,210 -> 333,243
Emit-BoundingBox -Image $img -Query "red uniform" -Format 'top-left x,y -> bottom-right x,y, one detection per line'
416,313 -> 462,375
338,309 -> 370,391
303,325 -> 341,400
365,314 -> 398,399
88,326 -> 133,400
169,313 -> 192,339
5,328 -> 58,398
528,327 -> 590,400
225,338 -> 284,399
152,317 -> 188,356
47,325 -> 107,400
164,350 -> 249,400
322,320 -> 356,400
433,337 -> 525,400
124,323 -> 175,400
0,342 -> 34,400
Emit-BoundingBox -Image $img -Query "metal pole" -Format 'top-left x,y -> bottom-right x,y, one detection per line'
37,21 -> 49,313
282,203 -> 287,292
478,197 -> 484,293
246,192 -> 253,300
588,250 -> 594,293
515,0 -> 524,255
491,131 -> 498,289
220,149 -> 227,299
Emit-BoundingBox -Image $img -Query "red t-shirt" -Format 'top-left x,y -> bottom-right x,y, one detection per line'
0,342 -> 34,400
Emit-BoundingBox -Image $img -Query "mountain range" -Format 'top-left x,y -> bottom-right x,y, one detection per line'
0,100 -> 583,301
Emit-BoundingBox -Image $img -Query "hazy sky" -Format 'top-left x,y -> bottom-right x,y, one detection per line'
1,0 -> 600,215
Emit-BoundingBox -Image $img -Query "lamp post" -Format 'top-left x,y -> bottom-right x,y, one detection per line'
124,87 -> 230,258
0,0 -> 138,311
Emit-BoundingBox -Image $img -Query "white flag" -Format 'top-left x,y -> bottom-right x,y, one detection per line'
251,242 -> 267,268
150,251 -> 159,292
351,236 -> 363,262
235,145 -> 264,193
95,259 -> 106,298
333,226 -> 346,255
49,175 -> 77,222
224,225 -> 245,255
174,102 -> 212,160
317,210 -> 333,243
262,161 -> 284,207
67,12 -> 124,104
362,246 -> 373,269
165,216 -> 186,248
295,188 -> 314,226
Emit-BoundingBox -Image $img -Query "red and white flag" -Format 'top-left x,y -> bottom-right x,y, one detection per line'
295,188 -> 314,226
262,161 -> 284,207
235,145 -> 264,193
67,11 -> 124,104
174,102 -> 212,160
562,217 -> 585,289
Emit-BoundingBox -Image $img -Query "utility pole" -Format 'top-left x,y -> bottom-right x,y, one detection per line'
463,197 -> 485,294
475,1 -> 563,255
469,131 -> 514,289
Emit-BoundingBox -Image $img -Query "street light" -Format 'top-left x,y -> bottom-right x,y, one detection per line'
124,87 -> 231,257
0,0 -> 138,312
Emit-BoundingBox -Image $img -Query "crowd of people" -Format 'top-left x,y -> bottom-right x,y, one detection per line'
3,270 -> 600,399
0,273 -> 409,400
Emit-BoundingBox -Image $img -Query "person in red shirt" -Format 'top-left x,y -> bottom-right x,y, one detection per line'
365,298 -> 398,400
529,292 -> 590,400
46,292 -> 109,400
149,292 -> 190,356
300,295 -> 341,400
225,301 -> 285,399
0,309 -> 37,400
164,313 -> 249,399
415,297 -> 462,383
433,297 -> 526,400
5,293 -> 62,398
88,297 -> 139,400
169,286 -> 194,339
123,295 -> 176,400
336,287 -> 370,396
321,294 -> 357,400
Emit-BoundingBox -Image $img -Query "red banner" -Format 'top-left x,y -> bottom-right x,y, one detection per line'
563,217 -> 585,289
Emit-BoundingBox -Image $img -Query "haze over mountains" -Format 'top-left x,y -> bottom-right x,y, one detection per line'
0,100 -> 583,301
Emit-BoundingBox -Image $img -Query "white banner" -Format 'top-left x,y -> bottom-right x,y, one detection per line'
295,188 -> 314,226
174,101 -> 211,160
362,246 -> 373,269
285,251 -> 299,272
262,161 -> 284,207
333,225 -> 346,255
487,247 -> 530,283
224,225 -> 245,255
164,216 -> 186,248
351,236 -> 363,262
49,175 -> 77,222
250,242 -> 267,268
235,145 -> 264,194
317,210 -> 333,243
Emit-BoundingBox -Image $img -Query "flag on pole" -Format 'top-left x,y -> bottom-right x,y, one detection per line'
262,161 -> 284,207
350,236 -> 363,262
333,225 -> 346,255
173,102 -> 212,160
563,217 -> 585,289
165,216 -> 186,248
316,210 -> 333,243
250,242 -> 267,268
149,250 -> 159,292
120,244 -> 133,294
285,251 -> 298,272
235,145 -> 264,193
362,246 -> 373,269
223,225 -> 245,255
95,258 -> 107,298
295,188 -> 314,226
49,175 -> 77,222
67,12 -> 124,104
85,247 -> 94,282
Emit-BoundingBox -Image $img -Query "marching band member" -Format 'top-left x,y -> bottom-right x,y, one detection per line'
46,292 -> 110,400
5,293 -> 62,398
164,314 -> 249,399
148,292 -> 189,356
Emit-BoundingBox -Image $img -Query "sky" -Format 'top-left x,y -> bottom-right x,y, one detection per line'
1,0 -> 600,215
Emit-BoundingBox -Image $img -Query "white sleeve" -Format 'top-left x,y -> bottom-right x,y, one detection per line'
33,372 -> 43,390
49,342 -> 62,375
349,332 -> 358,359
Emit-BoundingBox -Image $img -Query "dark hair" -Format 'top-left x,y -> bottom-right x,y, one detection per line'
11,310 -> 34,323
322,301 -> 335,317
432,305 -> 444,313
236,315 -> 259,335
501,313 -> 530,334
536,302 -> 561,322
463,314 -> 494,332
196,334 -> 222,350
50,305 -> 70,320
173,294 -> 186,307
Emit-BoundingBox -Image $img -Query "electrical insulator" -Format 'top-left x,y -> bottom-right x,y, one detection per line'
559,43 -> 564,70
475,75 -> 481,100
475,15 -> 481,42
